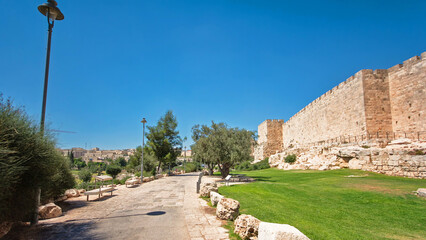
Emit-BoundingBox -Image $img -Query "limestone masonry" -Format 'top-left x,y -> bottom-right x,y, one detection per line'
254,52 -> 426,178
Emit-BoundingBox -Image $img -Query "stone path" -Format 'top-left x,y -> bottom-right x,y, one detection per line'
5,173 -> 229,240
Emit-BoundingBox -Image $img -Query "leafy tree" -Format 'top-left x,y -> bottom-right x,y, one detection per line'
106,164 -> 122,179
0,95 -> 75,222
78,168 -> 92,182
191,122 -> 254,178
127,146 -> 156,173
191,124 -> 216,175
146,110 -> 182,173
74,158 -> 86,170
114,157 -> 127,167
69,150 -> 74,168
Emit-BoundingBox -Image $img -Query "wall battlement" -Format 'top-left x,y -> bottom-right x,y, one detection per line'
255,52 -> 426,161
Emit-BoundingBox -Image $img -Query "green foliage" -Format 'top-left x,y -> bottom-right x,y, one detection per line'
285,154 -> 297,164
235,159 -> 270,171
78,168 -> 92,182
146,110 -> 182,172
192,122 -> 255,178
87,161 -> 106,174
73,158 -> 86,169
127,145 -> 156,173
220,169 -> 426,240
114,157 -> 127,167
0,95 -> 75,222
106,164 -> 122,179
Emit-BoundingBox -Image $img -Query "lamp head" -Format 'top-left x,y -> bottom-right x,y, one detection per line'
38,0 -> 64,21
141,118 -> 147,124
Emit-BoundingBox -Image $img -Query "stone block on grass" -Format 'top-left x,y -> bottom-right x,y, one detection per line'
234,214 -> 260,239
258,222 -> 310,240
216,198 -> 239,220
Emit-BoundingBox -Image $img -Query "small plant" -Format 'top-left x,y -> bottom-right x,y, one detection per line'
361,145 -> 370,149
78,168 -> 93,183
285,154 -> 297,164
106,164 -> 122,179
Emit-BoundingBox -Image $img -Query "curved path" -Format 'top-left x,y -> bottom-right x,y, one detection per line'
7,173 -> 229,240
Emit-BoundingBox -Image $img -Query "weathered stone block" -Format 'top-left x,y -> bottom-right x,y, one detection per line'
258,222 -> 310,240
216,198 -> 240,220
234,214 -> 261,239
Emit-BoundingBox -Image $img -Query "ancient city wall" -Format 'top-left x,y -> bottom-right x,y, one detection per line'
388,53 -> 426,135
282,71 -> 367,148
254,120 -> 284,161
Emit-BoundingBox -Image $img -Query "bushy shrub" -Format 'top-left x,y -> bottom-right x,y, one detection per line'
234,159 -> 270,171
285,154 -> 297,164
78,168 -> 92,182
106,164 -> 122,179
0,95 -> 75,222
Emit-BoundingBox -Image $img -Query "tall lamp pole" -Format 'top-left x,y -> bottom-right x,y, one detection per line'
33,0 -> 64,225
141,118 -> 147,181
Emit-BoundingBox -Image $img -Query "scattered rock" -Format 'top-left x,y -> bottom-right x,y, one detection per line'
234,214 -> 260,239
416,188 -> 426,198
216,198 -> 240,220
149,176 -> 155,181
38,203 -> 62,219
65,189 -> 80,198
54,195 -> 68,202
258,222 -> 310,240
210,191 -> 224,206
200,182 -> 218,197
143,177 -> 150,182
389,138 -> 412,145
78,189 -> 86,194
0,222 -> 13,239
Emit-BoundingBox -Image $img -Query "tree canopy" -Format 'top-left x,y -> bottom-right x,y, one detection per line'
0,95 -> 75,222
146,110 -> 182,172
191,122 -> 254,178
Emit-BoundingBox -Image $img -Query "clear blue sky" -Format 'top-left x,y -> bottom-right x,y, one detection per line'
1,0 -> 425,150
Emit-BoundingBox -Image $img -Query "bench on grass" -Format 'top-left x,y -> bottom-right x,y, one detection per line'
84,175 -> 115,201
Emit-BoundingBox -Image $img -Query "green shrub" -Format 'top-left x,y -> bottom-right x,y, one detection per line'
285,154 -> 297,164
0,95 -> 75,222
78,168 -> 92,182
106,164 -> 122,179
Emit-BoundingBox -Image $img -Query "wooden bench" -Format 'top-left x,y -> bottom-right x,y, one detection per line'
84,175 -> 115,201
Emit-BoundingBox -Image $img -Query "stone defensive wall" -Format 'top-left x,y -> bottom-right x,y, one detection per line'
282,52 -> 426,148
254,52 -> 426,178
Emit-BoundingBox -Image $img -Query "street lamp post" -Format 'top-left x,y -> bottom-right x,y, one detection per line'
184,146 -> 186,173
38,0 -> 64,133
32,0 -> 64,225
141,118 -> 147,181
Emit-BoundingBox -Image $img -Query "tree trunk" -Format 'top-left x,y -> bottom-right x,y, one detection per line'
207,163 -> 215,176
220,165 -> 230,179
157,161 -> 162,174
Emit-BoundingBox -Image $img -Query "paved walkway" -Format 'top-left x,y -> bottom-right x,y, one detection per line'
5,173 -> 229,240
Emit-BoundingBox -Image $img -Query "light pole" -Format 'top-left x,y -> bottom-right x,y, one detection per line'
38,0 -> 64,133
32,0 -> 64,225
184,146 -> 186,173
141,118 -> 147,181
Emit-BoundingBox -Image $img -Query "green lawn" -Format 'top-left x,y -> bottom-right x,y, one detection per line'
218,168 -> 426,240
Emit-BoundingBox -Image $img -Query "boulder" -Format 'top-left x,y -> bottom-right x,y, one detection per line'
200,182 -> 218,197
149,176 -> 155,181
0,222 -> 13,239
416,188 -> 426,198
210,191 -> 224,206
65,189 -> 80,198
216,198 -> 240,220
54,195 -> 68,202
78,189 -> 86,194
258,222 -> 310,240
234,214 -> 261,239
38,203 -> 62,220
143,177 -> 150,182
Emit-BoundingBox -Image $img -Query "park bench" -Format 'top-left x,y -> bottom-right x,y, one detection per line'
84,175 -> 115,201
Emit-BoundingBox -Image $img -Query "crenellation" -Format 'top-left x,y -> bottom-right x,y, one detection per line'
255,52 -> 426,173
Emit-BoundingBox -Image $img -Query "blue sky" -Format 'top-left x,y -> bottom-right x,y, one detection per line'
1,0 -> 425,150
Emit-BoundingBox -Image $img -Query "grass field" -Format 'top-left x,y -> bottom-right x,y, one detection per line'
218,168 -> 426,240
